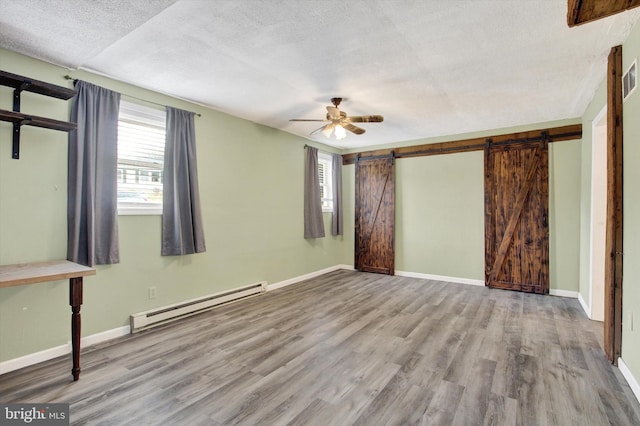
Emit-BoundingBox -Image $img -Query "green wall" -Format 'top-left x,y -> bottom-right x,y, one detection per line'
343,124 -> 582,289
0,47 -> 585,366
576,18 -> 640,393
622,19 -> 640,388
395,151 -> 484,279
0,49 -> 344,361
548,139 -> 583,292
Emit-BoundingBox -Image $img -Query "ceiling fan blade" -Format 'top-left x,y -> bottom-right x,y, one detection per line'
348,115 -> 384,123
343,123 -> 366,135
326,106 -> 341,120
310,123 -> 334,136
290,118 -> 327,122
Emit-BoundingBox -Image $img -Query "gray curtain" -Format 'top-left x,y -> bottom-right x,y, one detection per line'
331,153 -> 343,236
162,107 -> 206,255
67,80 -> 121,266
304,146 -> 325,238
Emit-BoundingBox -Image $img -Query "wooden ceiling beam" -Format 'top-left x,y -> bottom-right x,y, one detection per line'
341,124 -> 582,165
568,0 -> 640,27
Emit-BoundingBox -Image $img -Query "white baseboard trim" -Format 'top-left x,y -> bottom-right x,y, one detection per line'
80,325 -> 130,347
337,264 -> 356,271
394,270 -> 581,299
618,357 -> 640,404
0,344 -> 70,376
578,293 -> 591,317
549,289 -> 579,298
0,325 -> 130,375
267,264 -> 354,291
395,270 -> 485,287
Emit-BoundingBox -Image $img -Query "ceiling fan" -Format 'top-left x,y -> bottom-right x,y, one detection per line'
290,98 -> 383,140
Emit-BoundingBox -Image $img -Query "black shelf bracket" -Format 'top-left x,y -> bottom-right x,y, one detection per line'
13,81 -> 31,112
11,81 -> 32,159
1,70 -> 76,159
12,117 -> 32,159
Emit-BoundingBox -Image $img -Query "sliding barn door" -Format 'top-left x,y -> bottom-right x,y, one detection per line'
484,138 -> 549,294
355,154 -> 395,275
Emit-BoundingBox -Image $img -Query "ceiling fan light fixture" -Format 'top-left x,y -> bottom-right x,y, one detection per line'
334,124 -> 347,140
322,126 -> 334,138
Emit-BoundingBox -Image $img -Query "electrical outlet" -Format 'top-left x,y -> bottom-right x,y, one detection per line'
148,286 -> 157,299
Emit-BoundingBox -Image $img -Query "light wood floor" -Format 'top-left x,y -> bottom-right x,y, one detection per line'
2,270 -> 639,425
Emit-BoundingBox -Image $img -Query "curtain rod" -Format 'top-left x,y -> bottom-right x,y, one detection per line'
64,75 -> 201,117
303,144 -> 338,155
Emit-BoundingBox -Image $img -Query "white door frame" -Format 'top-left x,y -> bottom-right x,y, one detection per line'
589,104 -> 607,321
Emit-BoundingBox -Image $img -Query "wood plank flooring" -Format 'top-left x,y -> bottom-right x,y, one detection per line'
1,270 -> 639,425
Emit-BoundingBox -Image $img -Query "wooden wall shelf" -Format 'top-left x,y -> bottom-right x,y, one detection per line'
0,109 -> 77,131
0,70 -> 77,100
0,70 -> 77,159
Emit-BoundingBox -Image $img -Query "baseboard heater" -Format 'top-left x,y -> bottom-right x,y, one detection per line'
130,281 -> 267,333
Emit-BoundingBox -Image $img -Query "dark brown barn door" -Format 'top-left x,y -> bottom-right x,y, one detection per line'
484,137 -> 549,294
355,154 -> 395,274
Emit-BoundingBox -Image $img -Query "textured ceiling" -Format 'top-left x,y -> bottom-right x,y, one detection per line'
1,0 -> 639,149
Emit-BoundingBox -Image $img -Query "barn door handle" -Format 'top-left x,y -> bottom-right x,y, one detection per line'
543,213 -> 548,228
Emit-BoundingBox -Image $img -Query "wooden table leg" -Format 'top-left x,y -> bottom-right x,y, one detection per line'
69,277 -> 83,381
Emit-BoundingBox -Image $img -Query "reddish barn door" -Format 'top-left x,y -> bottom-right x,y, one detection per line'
484,138 -> 549,294
355,154 -> 395,275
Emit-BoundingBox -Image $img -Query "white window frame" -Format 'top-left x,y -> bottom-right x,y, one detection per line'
318,152 -> 333,212
117,100 -> 166,216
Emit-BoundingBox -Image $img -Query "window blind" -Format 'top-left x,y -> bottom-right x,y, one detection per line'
117,100 -> 166,213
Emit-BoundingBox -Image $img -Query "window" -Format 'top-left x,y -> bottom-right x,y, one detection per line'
117,100 -> 166,215
318,152 -> 333,212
